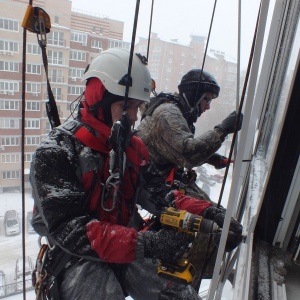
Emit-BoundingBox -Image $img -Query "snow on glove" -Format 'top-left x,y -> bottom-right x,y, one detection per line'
142,228 -> 194,263
203,206 -> 243,234
215,111 -> 243,137
207,153 -> 233,169
213,230 -> 243,252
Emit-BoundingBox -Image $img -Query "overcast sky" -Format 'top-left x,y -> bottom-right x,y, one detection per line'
70,0 -> 262,68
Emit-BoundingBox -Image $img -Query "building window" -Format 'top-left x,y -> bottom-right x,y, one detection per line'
54,16 -> 59,24
71,32 -> 87,46
109,40 -> 130,50
69,68 -> 85,79
150,67 -> 158,80
0,60 -> 19,72
0,80 -> 18,93
25,119 -> 40,129
138,46 -> 147,52
1,136 -> 19,146
27,44 -> 41,55
26,82 -> 41,93
91,39 -> 102,49
0,118 -> 19,129
48,51 -> 64,65
52,88 -> 62,100
48,31 -> 64,46
0,100 -> 19,110
0,18 -> 18,31
70,51 -> 86,62
26,63 -> 41,74
26,101 -> 40,111
1,153 -> 20,163
25,153 -> 34,162
2,170 -> 20,180
49,69 -> 63,83
0,40 -> 18,53
68,85 -> 84,95
45,122 -> 51,134
152,54 -> 161,61
25,136 -> 40,145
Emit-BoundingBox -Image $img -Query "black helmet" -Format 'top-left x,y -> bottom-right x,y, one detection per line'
178,69 -> 220,108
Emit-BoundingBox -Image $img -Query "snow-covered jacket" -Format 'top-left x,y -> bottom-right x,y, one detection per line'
137,94 -> 225,176
30,115 -> 149,264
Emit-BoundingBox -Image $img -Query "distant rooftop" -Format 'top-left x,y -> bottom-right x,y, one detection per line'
72,8 -> 109,19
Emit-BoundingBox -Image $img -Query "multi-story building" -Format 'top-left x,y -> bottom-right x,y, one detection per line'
0,0 -> 129,192
0,0 -> 237,192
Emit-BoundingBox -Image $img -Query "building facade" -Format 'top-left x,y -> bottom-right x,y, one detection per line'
0,0 -> 129,191
0,0 -> 237,192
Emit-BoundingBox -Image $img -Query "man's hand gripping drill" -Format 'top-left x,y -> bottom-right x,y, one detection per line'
157,207 -> 219,284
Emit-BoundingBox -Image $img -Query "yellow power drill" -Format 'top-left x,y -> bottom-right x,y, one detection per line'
158,207 -> 219,284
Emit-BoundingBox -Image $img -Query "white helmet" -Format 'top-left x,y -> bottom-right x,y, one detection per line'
82,48 -> 151,103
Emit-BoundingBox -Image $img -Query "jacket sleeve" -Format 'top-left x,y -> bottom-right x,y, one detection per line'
30,132 -> 139,264
172,190 -> 212,215
139,103 -> 224,169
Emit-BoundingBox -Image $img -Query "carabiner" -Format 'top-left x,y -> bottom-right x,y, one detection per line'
100,173 -> 119,212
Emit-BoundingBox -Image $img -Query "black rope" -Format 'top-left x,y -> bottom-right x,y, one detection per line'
200,0 -> 218,75
146,0 -> 155,59
21,1 -> 34,298
123,0 -> 141,110
116,0 -> 141,225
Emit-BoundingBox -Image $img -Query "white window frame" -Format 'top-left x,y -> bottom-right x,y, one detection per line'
1,136 -> 20,146
0,118 -> 19,129
70,50 -> 86,62
1,153 -> 20,163
25,119 -> 40,129
25,136 -> 40,145
0,100 -> 19,110
2,170 -> 20,180
0,60 -> 19,72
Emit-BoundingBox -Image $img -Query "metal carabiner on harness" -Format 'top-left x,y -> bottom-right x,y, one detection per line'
101,150 -> 120,212
101,173 -> 119,212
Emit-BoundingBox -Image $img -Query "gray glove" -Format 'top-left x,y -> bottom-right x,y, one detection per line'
142,228 -> 194,263
203,206 -> 243,234
213,230 -> 243,252
215,111 -> 243,137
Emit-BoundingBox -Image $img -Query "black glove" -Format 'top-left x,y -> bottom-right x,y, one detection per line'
215,111 -> 243,137
142,228 -> 194,263
203,206 -> 243,234
207,153 -> 232,169
213,230 -> 243,252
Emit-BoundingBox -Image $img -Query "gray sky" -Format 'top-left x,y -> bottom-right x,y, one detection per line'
71,0 -> 261,68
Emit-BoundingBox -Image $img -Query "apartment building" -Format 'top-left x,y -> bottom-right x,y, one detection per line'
0,0 -> 129,191
0,0 -> 237,192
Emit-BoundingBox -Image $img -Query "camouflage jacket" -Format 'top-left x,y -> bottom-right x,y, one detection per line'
137,95 -> 224,176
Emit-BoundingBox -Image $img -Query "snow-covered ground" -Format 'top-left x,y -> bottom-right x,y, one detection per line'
0,164 -> 233,299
